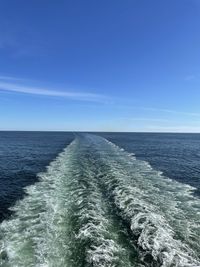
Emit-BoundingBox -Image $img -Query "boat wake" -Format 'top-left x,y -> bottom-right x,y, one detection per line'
0,134 -> 200,267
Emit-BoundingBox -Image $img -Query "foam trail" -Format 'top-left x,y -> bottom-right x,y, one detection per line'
86,134 -> 200,266
0,134 -> 200,267
0,136 -> 137,267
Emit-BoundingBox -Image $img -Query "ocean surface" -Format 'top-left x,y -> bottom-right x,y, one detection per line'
0,132 -> 200,267
0,132 -> 74,221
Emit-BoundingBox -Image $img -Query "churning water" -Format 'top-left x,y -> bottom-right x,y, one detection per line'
0,132 -> 200,266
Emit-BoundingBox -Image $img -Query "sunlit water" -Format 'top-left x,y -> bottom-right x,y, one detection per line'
0,132 -> 200,266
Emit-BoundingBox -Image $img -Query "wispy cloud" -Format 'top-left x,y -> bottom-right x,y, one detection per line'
138,106 -> 200,117
115,104 -> 200,118
0,75 -> 24,81
0,79 -> 107,103
123,117 -> 172,123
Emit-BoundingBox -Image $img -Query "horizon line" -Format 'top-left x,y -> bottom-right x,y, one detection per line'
0,130 -> 200,134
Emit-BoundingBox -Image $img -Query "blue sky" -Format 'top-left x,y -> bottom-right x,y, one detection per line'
0,0 -> 200,132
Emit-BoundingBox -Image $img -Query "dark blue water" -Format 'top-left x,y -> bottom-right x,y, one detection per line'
99,132 -> 200,196
0,131 -> 74,221
1,132 -> 200,222
0,132 -> 200,266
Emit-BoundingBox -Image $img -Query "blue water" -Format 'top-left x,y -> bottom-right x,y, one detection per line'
99,132 -> 200,195
0,131 -> 74,221
0,132 -> 200,266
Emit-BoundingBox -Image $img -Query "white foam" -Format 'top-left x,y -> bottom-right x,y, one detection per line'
0,136 -> 133,267
1,133 -> 200,267
86,134 -> 200,266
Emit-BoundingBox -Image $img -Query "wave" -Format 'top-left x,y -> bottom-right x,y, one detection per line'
0,134 -> 200,267
88,134 -> 200,266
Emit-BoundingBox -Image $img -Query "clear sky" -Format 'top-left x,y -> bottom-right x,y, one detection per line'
0,0 -> 200,132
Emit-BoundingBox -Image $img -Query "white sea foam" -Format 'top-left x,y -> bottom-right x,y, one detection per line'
0,133 -> 200,267
0,136 -> 134,267
88,134 -> 200,266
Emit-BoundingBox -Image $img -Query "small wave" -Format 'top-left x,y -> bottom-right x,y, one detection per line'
88,134 -> 200,266
0,137 -> 134,267
0,134 -> 200,267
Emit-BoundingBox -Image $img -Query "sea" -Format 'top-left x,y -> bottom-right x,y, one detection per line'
0,131 -> 199,267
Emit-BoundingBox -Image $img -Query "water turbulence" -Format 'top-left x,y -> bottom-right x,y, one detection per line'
0,134 -> 200,267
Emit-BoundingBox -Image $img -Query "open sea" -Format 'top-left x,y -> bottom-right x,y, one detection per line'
0,131 -> 200,267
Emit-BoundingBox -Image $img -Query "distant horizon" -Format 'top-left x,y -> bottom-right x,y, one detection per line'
0,130 -> 200,134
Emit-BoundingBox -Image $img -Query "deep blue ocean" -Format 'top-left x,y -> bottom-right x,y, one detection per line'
0,132 -> 200,266
100,132 -> 200,195
0,131 -> 74,221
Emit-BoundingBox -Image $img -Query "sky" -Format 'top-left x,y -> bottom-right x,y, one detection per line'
0,0 -> 200,132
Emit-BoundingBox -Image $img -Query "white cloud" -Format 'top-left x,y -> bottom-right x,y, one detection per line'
140,107 -> 200,117
115,104 -> 200,118
0,80 -> 107,103
0,75 -> 24,81
123,117 -> 172,123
